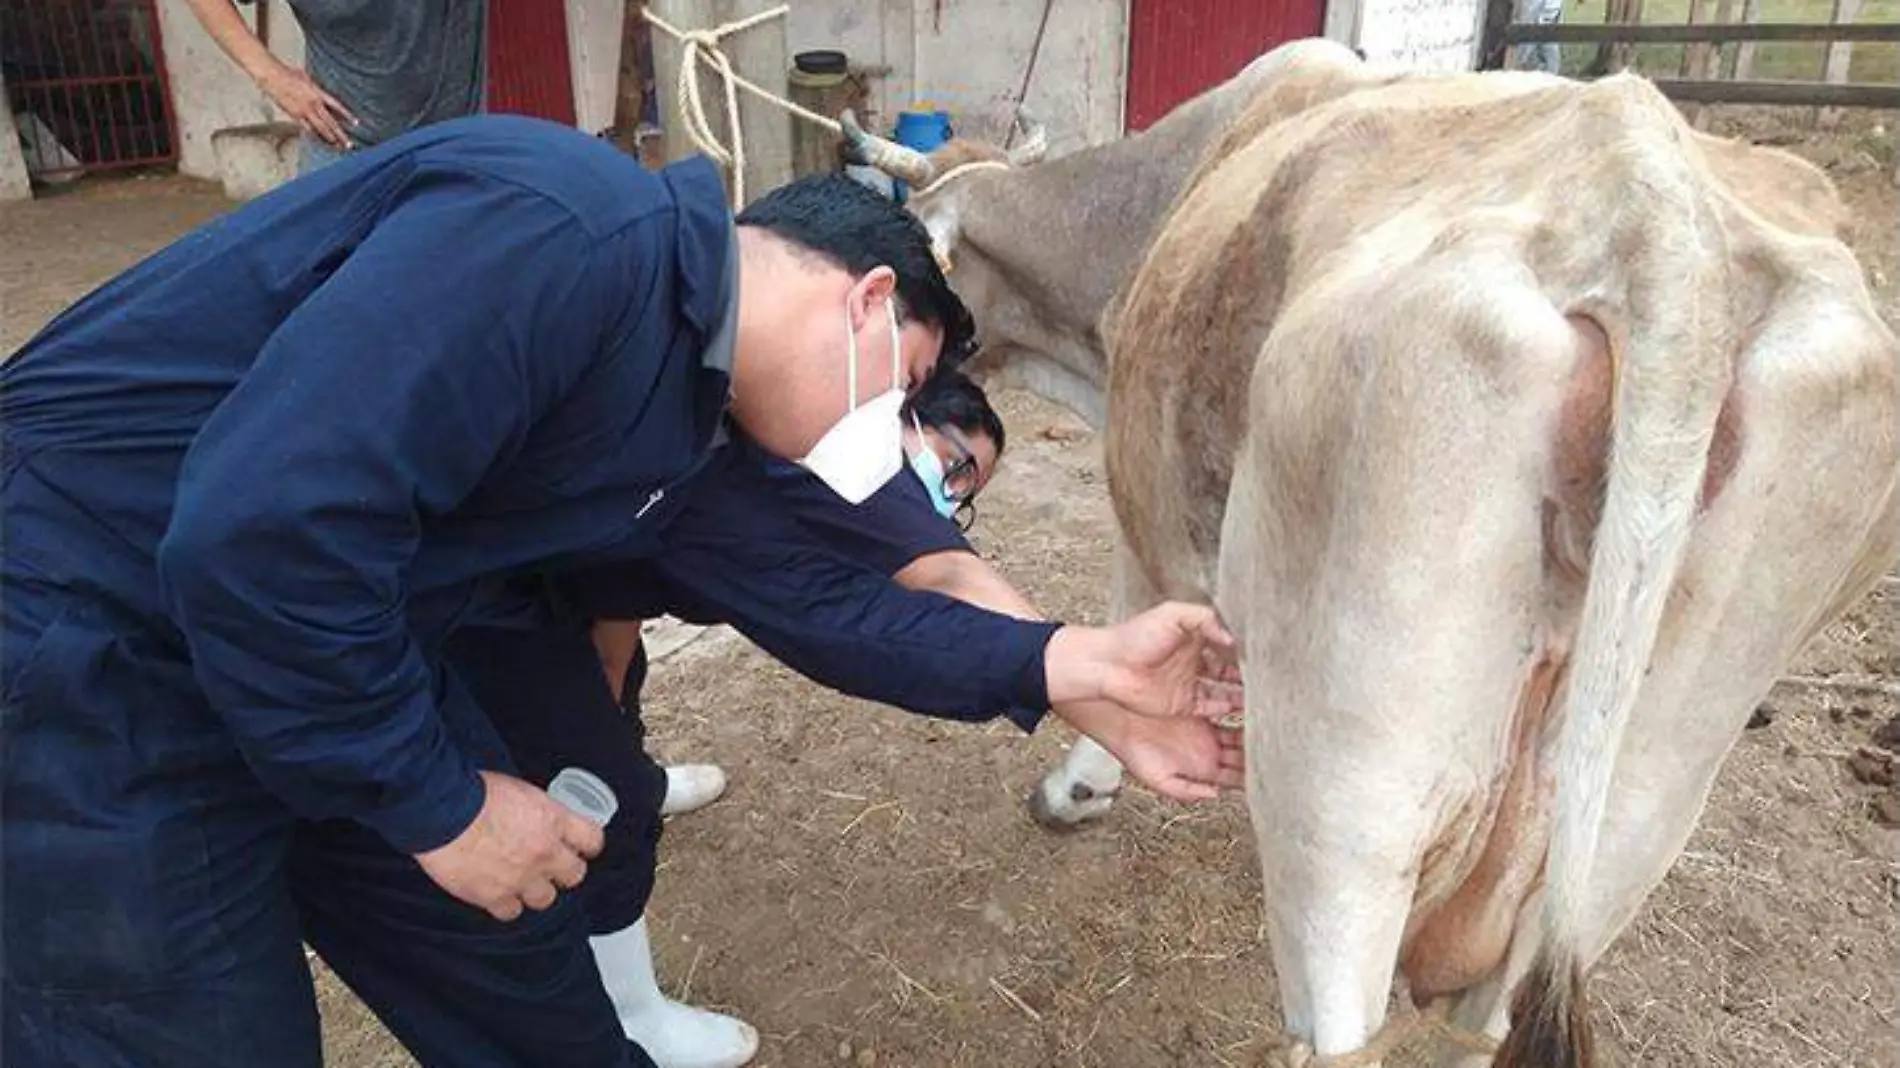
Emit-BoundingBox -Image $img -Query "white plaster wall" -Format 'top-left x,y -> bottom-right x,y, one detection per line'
1349,0 -> 1486,70
783,0 -> 1128,156
567,0 -> 625,136
1,68 -> 33,201
154,0 -> 306,180
767,0 -> 1480,162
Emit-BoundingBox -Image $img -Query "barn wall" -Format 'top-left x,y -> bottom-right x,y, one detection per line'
1341,0 -> 1486,70
774,0 -> 1128,155
1,69 -> 31,201
153,0 -> 304,181
759,0 -> 1476,157
567,0 -> 624,135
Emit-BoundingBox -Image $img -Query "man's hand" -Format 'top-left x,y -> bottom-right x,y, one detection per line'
414,771 -> 604,921
1047,602 -> 1243,721
1055,700 -> 1245,802
1111,715 -> 1245,802
256,64 -> 358,149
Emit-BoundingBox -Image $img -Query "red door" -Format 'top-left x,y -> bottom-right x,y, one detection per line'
486,0 -> 577,125
1123,0 -> 1327,131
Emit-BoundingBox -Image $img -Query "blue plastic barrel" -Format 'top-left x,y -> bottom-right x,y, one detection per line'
891,107 -> 952,202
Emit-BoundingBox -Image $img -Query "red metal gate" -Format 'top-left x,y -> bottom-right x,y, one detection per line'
0,0 -> 177,178
1123,0 -> 1326,131
486,0 -> 577,126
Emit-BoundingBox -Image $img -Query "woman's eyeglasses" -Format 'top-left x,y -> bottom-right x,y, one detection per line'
935,429 -> 981,532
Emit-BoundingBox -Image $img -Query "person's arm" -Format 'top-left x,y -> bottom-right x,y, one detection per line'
591,619 -> 645,705
182,0 -> 357,147
158,175 -> 626,857
645,534 -> 1243,798
895,549 -> 1032,615
648,501 -> 1233,711
894,546 -> 1245,802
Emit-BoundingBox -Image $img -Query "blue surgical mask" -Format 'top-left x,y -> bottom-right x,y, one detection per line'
907,416 -> 959,520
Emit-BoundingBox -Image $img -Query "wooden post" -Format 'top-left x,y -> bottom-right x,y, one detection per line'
1678,0 -> 1712,124
1479,0 -> 1517,69
1603,0 -> 1644,72
648,0 -> 793,206
1823,0 -> 1862,84
1819,0 -> 1862,127
1681,0 -> 1714,79
1709,0 -> 1738,78
1731,0 -> 1763,79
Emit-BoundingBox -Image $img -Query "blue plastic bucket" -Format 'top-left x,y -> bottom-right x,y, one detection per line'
891,107 -> 952,202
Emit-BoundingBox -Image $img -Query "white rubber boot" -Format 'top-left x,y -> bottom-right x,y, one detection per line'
590,918 -> 759,1068
660,764 -> 728,816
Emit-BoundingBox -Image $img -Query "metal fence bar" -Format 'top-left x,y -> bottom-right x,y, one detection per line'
1499,20 -> 1899,43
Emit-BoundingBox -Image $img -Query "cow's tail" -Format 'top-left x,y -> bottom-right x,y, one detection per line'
1493,90 -> 1732,1068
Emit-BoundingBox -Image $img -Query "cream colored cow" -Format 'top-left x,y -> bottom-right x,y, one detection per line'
850,40 -> 1899,1067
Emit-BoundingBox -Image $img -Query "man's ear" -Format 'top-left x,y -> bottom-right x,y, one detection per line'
848,266 -> 899,330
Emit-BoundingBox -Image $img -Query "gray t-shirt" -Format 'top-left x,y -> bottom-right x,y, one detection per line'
286,0 -> 489,149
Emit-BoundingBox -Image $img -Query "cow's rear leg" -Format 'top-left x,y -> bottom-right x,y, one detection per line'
1025,541 -> 1153,829
1251,767 -> 1423,1064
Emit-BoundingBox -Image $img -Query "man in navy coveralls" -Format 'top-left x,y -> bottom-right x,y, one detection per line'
0,114 -> 1242,1068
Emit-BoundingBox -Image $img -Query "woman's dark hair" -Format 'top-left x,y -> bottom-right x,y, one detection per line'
903,362 -> 1005,455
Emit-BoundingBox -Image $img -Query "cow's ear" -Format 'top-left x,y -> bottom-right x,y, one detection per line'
921,204 -> 963,273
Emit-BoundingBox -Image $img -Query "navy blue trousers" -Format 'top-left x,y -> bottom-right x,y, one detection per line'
2,474 -> 658,1067
444,617 -> 669,937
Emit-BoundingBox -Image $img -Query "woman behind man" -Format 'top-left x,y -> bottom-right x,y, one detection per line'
448,365 -> 1030,1068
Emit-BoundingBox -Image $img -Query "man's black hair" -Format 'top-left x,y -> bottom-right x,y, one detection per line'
902,362 -> 1006,456
736,175 -> 976,365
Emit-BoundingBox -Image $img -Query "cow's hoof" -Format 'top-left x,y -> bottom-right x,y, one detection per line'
1026,778 -> 1117,831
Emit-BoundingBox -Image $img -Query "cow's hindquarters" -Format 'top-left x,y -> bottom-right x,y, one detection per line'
1218,267 -> 1594,1060
1487,281 -> 1899,1066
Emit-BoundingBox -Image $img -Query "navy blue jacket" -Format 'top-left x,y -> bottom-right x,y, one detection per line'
537,437 -> 1047,731
0,115 -> 1058,856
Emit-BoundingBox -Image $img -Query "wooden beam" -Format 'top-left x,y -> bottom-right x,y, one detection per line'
1501,21 -> 1900,42
1648,77 -> 1900,107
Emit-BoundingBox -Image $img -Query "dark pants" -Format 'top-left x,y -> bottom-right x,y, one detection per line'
443,617 -> 669,936
2,480 -> 655,1066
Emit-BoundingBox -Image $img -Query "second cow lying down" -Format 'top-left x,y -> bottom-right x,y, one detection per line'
848,40 -> 1900,1068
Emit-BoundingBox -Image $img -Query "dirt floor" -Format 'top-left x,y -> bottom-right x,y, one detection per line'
2,107 -> 1894,1067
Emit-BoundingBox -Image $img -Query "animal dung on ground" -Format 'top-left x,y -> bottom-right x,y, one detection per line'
1846,745 -> 1894,788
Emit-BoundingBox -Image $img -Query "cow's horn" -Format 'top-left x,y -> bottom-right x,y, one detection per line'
837,109 -> 936,186
1007,107 -> 1049,166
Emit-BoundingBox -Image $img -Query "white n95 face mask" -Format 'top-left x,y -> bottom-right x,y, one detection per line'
799,298 -> 908,505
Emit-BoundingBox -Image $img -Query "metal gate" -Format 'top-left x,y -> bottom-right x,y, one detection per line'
0,0 -> 177,179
